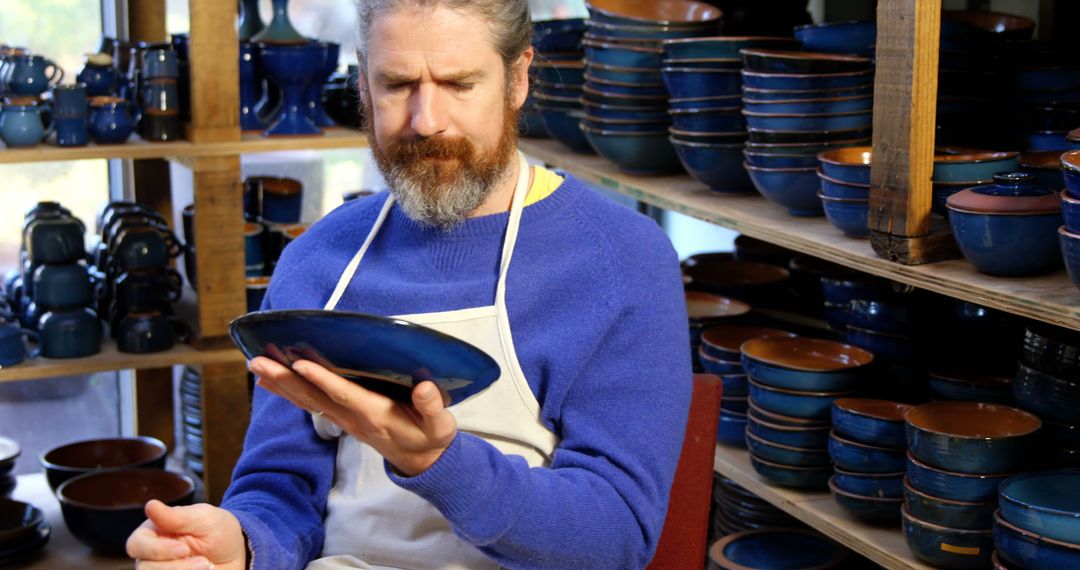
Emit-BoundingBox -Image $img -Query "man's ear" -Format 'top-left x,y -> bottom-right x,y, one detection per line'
511,47 -> 534,110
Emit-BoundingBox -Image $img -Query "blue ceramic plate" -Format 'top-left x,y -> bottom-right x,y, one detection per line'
708,528 -> 847,570
229,310 -> 501,405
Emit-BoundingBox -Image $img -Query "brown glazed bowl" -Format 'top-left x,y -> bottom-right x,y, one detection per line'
685,290 -> 750,322
905,402 -> 1042,474
40,436 -> 167,491
57,468 -> 195,554
741,337 -> 873,372
586,0 -> 723,27
700,324 -> 796,360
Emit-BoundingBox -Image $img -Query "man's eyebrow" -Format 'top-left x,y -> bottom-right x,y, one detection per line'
373,69 -> 488,84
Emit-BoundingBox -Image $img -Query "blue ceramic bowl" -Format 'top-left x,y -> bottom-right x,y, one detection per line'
534,81 -> 585,98
999,471 -> 1080,544
668,94 -> 743,110
1028,131 -> 1075,152
903,477 -> 996,530
995,512 -> 1080,570
584,76 -> 667,96
583,39 -> 664,69
1012,362 -> 1080,425
820,276 -> 890,307
907,453 -> 1012,503
745,430 -> 831,467
708,528 -> 848,569
717,409 -> 748,448
741,69 -> 874,91
669,107 -> 745,132
671,139 -> 755,194
829,477 -> 904,524
582,126 -> 683,175
582,102 -> 668,122
661,67 -> 743,99
538,107 -> 594,154
817,146 -> 872,184
847,299 -> 914,334
743,109 -> 873,132
743,95 -> 873,115
722,396 -> 749,414
668,127 -> 747,145
740,337 -> 873,392
906,402 -> 1041,475
748,401 -> 831,429
532,19 -> 586,53
748,453 -> 833,490
748,127 -> 871,145
740,353 -> 864,392
831,398 -> 911,448
928,372 -> 1014,405
794,20 -> 876,56
820,194 -> 870,238
701,325 -> 797,361
742,84 -> 874,102
533,92 -> 582,110
743,150 -> 821,169
828,431 -> 907,473
582,116 -> 671,133
1061,226 -> 1080,292
534,62 -> 586,85
584,20 -> 713,41
663,37 -> 799,60
948,208 -> 1063,277
1021,151 -> 1064,191
1062,191 -> 1080,233
748,379 -> 851,420
747,413 -> 831,449
1063,150 -> 1080,197
833,467 -> 904,498
818,170 -> 870,199
698,348 -> 744,374
659,57 -> 741,70
903,506 -> 995,568
740,50 -> 872,75
934,151 -> 1021,183
744,163 -> 824,216
585,62 -> 662,85
582,84 -> 668,107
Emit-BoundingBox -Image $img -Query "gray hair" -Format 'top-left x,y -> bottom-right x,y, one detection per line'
355,0 -> 532,73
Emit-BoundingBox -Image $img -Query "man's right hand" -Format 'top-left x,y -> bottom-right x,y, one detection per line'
126,500 -> 247,570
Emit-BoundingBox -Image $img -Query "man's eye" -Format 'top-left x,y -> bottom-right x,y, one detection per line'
385,82 -> 410,91
449,82 -> 475,92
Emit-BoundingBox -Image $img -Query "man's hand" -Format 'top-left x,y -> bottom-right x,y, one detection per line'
250,356 -> 457,476
127,500 -> 246,569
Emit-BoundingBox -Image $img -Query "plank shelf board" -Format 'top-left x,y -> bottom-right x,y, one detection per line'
519,138 -> 1080,331
0,342 -> 244,383
0,128 -> 368,164
714,444 -> 933,570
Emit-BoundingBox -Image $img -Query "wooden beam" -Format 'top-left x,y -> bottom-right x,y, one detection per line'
133,368 -> 176,451
199,361 -> 250,505
188,0 -> 240,143
128,0 -> 167,43
188,156 -> 246,341
867,0 -> 950,265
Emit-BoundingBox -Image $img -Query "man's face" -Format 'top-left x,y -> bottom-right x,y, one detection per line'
362,6 -> 531,228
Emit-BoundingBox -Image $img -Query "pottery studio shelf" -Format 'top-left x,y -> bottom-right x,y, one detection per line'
714,444 -> 933,570
0,127 -> 369,164
0,342 -> 244,383
518,138 -> 1080,331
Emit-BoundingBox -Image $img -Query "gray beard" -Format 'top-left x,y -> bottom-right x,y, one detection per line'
383,165 -> 495,230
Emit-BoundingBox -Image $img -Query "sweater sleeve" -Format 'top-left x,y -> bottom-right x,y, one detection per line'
387,230 -> 693,569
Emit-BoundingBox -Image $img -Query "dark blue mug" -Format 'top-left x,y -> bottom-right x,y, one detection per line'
115,311 -> 191,354
88,96 -> 136,144
251,176 -> 303,224
0,323 -> 40,366
32,263 -> 93,309
246,276 -> 270,312
56,116 -> 89,147
109,226 -> 182,271
52,83 -> 88,117
24,216 -> 85,265
244,222 -> 265,268
38,307 -> 101,358
141,48 -> 179,80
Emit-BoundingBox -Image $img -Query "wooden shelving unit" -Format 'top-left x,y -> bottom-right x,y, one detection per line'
0,343 -> 243,383
714,445 -> 933,570
0,128 -> 368,164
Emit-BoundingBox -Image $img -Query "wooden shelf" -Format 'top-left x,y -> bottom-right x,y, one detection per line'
519,138 -> 1080,331
0,128 -> 369,164
0,342 -> 244,383
714,444 -> 932,570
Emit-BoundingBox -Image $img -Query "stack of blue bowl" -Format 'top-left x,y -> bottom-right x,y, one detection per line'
661,36 -> 795,194
794,21 -> 876,58
1014,324 -> 1080,469
710,476 -> 801,541
819,272 -> 893,332
1021,150 -> 1066,191
902,401 -> 1042,569
579,0 -> 721,174
817,146 -> 871,237
1057,150 -> 1080,290
686,289 -> 750,373
699,325 -> 796,448
827,398 -> 910,525
534,58 -> 590,153
995,470 -> 1080,569
740,49 -> 873,216
740,336 -> 873,490
844,297 -> 921,367
525,18 -> 587,140
932,150 -> 1020,216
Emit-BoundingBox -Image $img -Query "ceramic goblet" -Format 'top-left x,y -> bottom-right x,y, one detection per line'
257,41 -> 324,136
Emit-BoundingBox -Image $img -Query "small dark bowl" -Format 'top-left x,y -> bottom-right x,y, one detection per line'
906,402 -> 1041,475
533,60 -> 586,85
0,498 -> 48,560
928,371 -> 1014,405
740,49 -> 873,75
794,21 -> 876,56
749,379 -> 852,420
847,298 -> 914,335
660,67 -> 743,99
584,20 -> 714,42
828,430 -> 907,473
831,398 -> 911,448
582,126 -> 682,175
670,140 -> 754,194
743,109 -> 874,133
817,146 -> 872,185
57,468 -> 195,554
833,467 -> 904,498
741,69 -> 874,91
744,163 -> 823,216
749,130 -> 872,149
903,506 -> 994,568
818,169 -> 870,199
748,453 -> 832,490
582,115 -> 671,133
1061,190 -> 1080,235
717,409 -> 748,448
668,127 -> 747,145
668,107 -> 745,132
745,430 -> 831,467
1012,362 -> 1080,425
533,18 -> 587,53
948,207 -> 1063,277
742,84 -> 873,102
934,151 -> 1021,183
907,452 -> 1012,503
747,412 -> 831,449
819,194 -> 870,238
660,57 -> 742,70
743,150 -> 821,169
40,436 -> 167,491
534,80 -> 585,98
829,477 -> 903,525
583,38 -> 664,69
903,477 -> 996,530
582,83 -> 668,107
743,95 -> 872,115
994,511 -> 1080,570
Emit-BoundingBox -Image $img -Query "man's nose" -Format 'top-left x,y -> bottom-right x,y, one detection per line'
410,82 -> 448,137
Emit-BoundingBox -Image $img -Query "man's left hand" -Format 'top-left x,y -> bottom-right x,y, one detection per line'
249,356 -> 457,476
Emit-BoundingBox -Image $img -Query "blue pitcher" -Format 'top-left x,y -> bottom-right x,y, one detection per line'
89,96 -> 136,144
0,97 -> 53,147
7,54 -> 63,96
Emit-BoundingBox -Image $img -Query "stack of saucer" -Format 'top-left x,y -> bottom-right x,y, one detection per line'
180,366 -> 204,478
0,499 -> 50,565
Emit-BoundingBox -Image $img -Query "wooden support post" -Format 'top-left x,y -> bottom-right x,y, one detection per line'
133,368 -> 177,450
188,0 -> 241,143
128,0 -> 167,42
199,361 -> 250,505
868,0 -> 958,265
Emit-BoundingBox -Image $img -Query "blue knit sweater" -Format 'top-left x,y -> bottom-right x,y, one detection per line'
221,174 -> 693,569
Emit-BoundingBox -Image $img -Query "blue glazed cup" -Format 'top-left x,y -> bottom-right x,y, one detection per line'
243,222 -> 265,268
831,398 -> 911,448
246,276 -> 270,312
906,453 -> 1013,503
88,96 -> 136,144
905,402 -> 1042,475
994,512 -> 1080,570
141,48 -> 179,79
903,506 -> 994,568
0,100 -> 53,148
38,307 -> 102,359
833,467 -> 904,498
0,323 -> 40,366
110,226 -> 182,271
903,477 -> 995,530
828,431 -> 907,473
32,263 -> 93,309
116,311 -> 190,354
56,116 -> 90,147
52,84 -> 89,117
25,216 -> 85,266
829,477 -> 904,524
1062,190 -> 1080,233
747,413 -> 831,449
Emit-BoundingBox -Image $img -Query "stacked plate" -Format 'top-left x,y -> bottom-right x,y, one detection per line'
827,398 -> 910,525
0,437 -> 16,499
0,499 -> 50,565
180,365 -> 205,478
710,476 -> 800,542
526,18 -> 587,141
708,528 -> 849,570
740,49 -> 873,216
580,0 -> 721,174
699,325 -> 796,448
1014,324 -> 1080,469
741,337 -> 873,490
995,470 -> 1080,569
662,36 -> 795,194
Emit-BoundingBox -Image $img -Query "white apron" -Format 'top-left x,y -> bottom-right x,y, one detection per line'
307,152 -> 560,570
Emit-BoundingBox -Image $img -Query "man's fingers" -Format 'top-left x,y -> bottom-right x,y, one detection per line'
135,557 -> 214,570
411,381 -> 456,440
145,500 -> 203,536
126,525 -> 191,561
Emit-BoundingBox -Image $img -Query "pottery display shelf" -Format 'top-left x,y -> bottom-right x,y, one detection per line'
0,128 -> 368,164
518,138 -> 1080,331
0,341 -> 243,383
714,444 -> 934,570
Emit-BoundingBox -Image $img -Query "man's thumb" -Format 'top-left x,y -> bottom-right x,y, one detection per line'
145,500 -> 202,535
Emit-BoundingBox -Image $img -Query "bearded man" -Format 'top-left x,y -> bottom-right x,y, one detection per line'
126,1 -> 691,568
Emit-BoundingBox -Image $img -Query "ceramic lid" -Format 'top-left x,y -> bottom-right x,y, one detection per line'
945,172 -> 1061,214
817,146 -> 872,168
